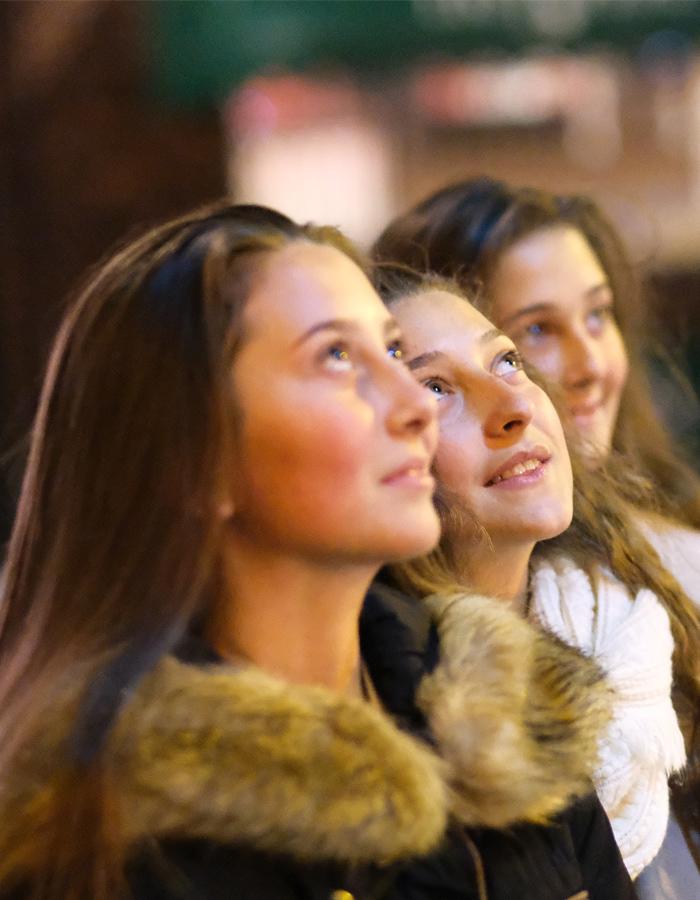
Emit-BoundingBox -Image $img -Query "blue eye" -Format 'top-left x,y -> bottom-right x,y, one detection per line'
526,323 -> 547,337
387,340 -> 404,361
587,305 -> 613,330
323,344 -> 353,372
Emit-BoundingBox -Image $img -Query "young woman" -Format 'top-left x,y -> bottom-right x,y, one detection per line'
373,265 -> 695,891
373,177 -> 700,605
375,182 -> 700,896
0,204 -> 632,900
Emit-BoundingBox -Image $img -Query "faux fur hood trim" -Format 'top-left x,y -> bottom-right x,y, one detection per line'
2,591 -> 612,872
419,592 -> 613,828
112,658 -> 448,864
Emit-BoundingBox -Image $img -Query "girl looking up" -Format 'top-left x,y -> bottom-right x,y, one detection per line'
374,266 -> 691,891
374,179 -> 700,602
0,204 -> 631,900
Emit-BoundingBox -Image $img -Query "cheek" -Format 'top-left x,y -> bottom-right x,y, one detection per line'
551,432 -> 574,519
521,341 -> 565,381
534,396 -> 574,500
605,332 -> 629,396
240,395 -> 373,504
434,433 -> 480,500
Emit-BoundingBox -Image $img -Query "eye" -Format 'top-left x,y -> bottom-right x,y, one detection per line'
524,322 -> 550,338
492,348 -> 524,377
322,342 -> 354,372
421,377 -> 452,400
386,339 -> 404,361
586,305 -> 614,334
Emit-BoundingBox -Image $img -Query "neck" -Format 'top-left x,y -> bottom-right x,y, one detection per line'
454,536 -> 534,615
206,532 -> 376,696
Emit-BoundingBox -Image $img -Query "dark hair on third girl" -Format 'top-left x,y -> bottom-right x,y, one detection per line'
374,176 -> 700,528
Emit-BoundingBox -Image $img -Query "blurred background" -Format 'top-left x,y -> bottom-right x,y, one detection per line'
2,0 -> 700,538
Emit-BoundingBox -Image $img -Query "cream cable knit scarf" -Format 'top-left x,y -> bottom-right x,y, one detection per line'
529,555 -> 686,879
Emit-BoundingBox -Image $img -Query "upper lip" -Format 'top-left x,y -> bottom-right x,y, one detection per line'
484,446 -> 550,486
382,456 -> 432,483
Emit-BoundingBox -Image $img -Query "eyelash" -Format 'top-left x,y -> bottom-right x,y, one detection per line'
325,343 -> 351,363
321,338 -> 405,371
421,377 -> 451,399
494,348 -> 524,374
420,348 -> 523,397
588,304 -> 614,324
386,339 -> 404,361
524,322 -> 549,338
522,305 -> 615,339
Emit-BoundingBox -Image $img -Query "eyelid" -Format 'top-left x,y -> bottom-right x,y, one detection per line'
317,336 -> 354,371
420,374 -> 453,396
517,319 -> 552,337
386,336 -> 405,359
491,346 -> 524,375
317,332 -> 407,371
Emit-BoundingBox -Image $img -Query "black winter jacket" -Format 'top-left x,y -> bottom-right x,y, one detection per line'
3,587 -> 636,900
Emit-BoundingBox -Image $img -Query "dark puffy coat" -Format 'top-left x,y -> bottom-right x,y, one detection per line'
2,588 -> 635,900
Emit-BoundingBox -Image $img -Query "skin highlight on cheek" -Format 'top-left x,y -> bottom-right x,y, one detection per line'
229,241 -> 439,564
393,290 -> 573,548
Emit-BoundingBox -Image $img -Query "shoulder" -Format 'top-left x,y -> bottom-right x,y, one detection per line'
638,515 -> 700,605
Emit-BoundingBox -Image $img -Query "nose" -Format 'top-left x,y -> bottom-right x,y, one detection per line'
561,329 -> 604,392
480,377 -> 534,441
383,361 -> 437,440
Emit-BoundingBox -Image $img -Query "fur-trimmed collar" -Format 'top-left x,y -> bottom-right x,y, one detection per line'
2,591 -> 611,873
419,592 -> 612,827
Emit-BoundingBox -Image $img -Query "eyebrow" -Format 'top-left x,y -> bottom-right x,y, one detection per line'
406,327 -> 507,370
586,282 -> 612,301
407,350 -> 442,371
294,317 -> 399,347
479,326 -> 507,345
499,303 -> 552,328
499,283 -> 611,327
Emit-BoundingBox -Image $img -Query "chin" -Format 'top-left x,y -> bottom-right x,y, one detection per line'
513,508 -> 572,543
380,517 -> 441,562
537,512 -> 572,541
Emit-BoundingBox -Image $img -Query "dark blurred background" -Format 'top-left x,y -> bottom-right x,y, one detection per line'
2,0 -> 700,541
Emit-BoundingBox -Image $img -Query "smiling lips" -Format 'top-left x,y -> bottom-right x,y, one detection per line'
569,398 -> 604,424
485,448 -> 551,487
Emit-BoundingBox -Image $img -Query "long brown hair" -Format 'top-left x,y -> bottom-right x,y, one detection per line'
373,177 -> 700,528
374,265 -> 700,757
0,202 -> 365,899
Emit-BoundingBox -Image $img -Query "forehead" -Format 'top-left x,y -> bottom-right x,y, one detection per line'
393,290 -> 491,353
244,240 -> 389,341
495,225 -> 606,289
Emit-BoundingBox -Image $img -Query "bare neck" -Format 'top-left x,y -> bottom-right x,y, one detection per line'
454,536 -> 534,615
206,533 -> 376,696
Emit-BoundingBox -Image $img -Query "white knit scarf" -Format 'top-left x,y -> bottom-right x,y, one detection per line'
529,555 -> 686,879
